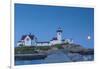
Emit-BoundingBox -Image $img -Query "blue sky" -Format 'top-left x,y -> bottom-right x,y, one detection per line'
15,3 -> 94,48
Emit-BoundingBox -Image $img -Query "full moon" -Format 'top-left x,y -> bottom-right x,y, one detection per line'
87,36 -> 91,40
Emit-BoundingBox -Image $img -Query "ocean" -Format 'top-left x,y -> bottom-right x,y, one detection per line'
15,50 -> 94,65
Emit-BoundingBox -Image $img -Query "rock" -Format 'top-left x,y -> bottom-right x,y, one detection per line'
44,50 -> 71,63
62,44 -> 94,55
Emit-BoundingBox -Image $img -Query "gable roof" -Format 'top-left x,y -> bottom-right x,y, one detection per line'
21,34 -> 34,40
51,37 -> 58,41
62,39 -> 65,41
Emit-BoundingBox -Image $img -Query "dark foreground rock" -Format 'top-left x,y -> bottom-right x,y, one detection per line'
15,54 -> 47,60
62,44 -> 94,55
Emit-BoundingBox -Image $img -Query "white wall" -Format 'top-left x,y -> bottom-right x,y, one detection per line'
65,39 -> 73,44
36,43 -> 51,46
57,32 -> 62,41
50,40 -> 62,45
24,36 -> 32,46
17,42 -> 22,46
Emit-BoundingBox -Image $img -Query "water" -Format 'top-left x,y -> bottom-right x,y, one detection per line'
15,50 -> 94,65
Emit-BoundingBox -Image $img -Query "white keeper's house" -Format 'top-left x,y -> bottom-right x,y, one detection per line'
17,27 -> 73,46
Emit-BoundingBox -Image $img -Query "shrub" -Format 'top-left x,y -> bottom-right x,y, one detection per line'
54,44 -> 63,49
35,46 -> 51,51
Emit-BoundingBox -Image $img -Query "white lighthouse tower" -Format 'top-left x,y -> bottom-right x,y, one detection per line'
56,27 -> 63,43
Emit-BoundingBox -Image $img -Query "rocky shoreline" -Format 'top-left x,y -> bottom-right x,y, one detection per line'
15,43 -> 94,61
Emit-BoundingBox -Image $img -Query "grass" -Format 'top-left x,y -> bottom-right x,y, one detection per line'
15,46 -> 51,54
54,44 -> 63,49
35,46 -> 51,51
15,43 -> 69,54
15,43 -> 94,55
15,46 -> 35,54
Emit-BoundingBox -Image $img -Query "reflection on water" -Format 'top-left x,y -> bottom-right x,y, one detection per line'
15,50 -> 94,65
16,60 -> 45,65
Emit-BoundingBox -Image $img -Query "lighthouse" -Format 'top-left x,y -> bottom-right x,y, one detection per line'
56,27 -> 63,42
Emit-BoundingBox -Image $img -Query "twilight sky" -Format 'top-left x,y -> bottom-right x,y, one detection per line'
15,3 -> 94,48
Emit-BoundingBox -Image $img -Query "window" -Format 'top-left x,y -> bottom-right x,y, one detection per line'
26,38 -> 29,41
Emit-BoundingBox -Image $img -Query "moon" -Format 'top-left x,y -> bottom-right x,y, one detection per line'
87,36 -> 91,40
